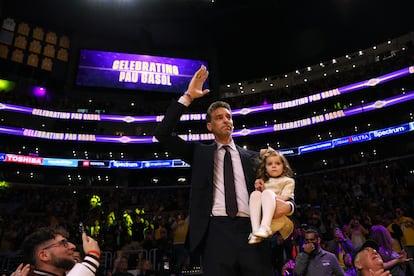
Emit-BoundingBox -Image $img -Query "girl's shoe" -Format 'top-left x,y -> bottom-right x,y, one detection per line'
254,225 -> 273,238
248,233 -> 264,244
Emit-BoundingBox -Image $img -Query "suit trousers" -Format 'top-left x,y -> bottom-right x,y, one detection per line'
201,216 -> 274,276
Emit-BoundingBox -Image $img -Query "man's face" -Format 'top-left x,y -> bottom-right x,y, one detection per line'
118,257 -> 129,271
354,247 -> 383,272
304,233 -> 319,251
334,228 -> 344,240
206,107 -> 233,139
40,234 -> 76,271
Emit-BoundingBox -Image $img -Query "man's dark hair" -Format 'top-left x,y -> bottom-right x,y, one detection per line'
304,228 -> 319,238
205,101 -> 231,122
22,227 -> 58,265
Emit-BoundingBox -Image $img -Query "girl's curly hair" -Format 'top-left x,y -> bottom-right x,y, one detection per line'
257,147 -> 294,181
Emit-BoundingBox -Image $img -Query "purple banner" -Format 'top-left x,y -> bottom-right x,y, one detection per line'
75,49 -> 209,93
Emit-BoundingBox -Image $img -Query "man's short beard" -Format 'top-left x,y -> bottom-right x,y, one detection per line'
51,254 -> 76,271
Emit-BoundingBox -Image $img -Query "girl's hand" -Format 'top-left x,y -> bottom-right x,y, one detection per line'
254,179 -> 264,191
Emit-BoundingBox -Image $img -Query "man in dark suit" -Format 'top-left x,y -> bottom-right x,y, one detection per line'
154,65 -> 285,275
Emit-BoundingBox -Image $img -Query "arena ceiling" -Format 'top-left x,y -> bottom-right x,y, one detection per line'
1,0 -> 413,83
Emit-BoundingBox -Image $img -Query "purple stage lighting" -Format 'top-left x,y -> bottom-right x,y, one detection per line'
32,86 -> 46,98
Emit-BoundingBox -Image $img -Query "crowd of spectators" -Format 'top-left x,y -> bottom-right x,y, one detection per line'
1,156 -> 413,275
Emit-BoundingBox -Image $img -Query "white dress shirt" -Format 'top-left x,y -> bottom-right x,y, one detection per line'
211,141 -> 250,217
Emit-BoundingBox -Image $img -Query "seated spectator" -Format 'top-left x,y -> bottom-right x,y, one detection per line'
136,259 -> 156,276
352,240 -> 391,276
119,236 -> 143,269
110,256 -> 134,276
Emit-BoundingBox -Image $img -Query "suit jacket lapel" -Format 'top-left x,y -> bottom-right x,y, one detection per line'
237,146 -> 256,194
207,142 -> 217,186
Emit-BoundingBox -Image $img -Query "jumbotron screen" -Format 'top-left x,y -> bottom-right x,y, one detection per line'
75,49 -> 209,93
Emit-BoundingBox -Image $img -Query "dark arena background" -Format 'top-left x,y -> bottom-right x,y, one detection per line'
0,1 -> 413,275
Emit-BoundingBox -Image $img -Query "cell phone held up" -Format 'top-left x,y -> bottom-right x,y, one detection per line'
79,222 -> 85,234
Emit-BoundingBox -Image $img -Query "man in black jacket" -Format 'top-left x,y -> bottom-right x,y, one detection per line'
154,65 -> 292,275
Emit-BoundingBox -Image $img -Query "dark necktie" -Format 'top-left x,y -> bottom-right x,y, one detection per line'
223,145 -> 238,217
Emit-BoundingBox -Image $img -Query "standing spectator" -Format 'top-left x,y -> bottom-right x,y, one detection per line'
294,228 -> 345,275
307,211 -> 327,238
171,212 -> 190,273
154,65 -> 292,275
382,212 -> 404,252
21,227 -> 101,276
131,214 -> 146,243
153,215 -> 169,241
326,227 -> 355,269
349,216 -> 369,248
361,214 -> 373,233
370,224 -> 412,275
113,218 -> 129,251
155,227 -> 174,272
394,207 -> 414,274
291,224 -> 308,258
140,229 -> 157,253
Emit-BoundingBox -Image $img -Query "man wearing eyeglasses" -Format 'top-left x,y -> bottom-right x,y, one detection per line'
16,227 -> 101,276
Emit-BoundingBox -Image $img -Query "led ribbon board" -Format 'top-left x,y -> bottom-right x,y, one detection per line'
0,121 -> 413,169
2,66 -> 413,123
1,89 -> 414,142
